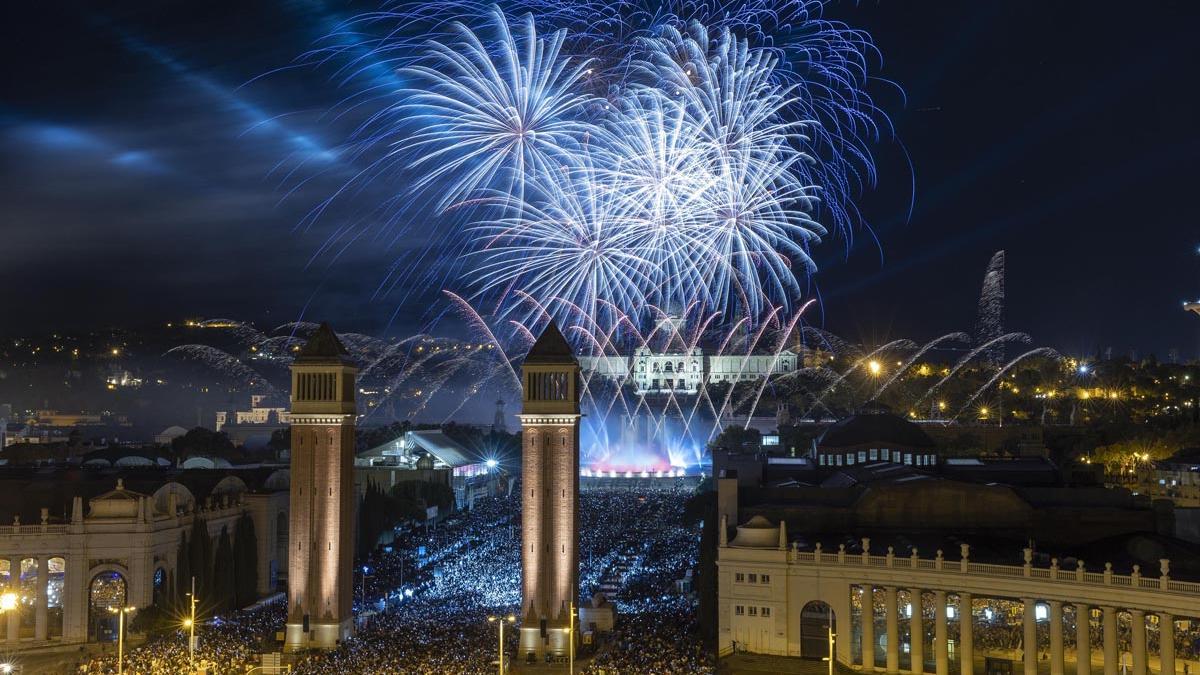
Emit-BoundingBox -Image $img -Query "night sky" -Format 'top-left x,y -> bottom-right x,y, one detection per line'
3,1 -> 1198,358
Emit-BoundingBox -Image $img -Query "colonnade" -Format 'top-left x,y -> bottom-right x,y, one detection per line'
5,555 -> 61,643
857,584 -> 1179,675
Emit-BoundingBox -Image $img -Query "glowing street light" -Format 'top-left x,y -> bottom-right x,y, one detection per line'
109,605 -> 136,675
487,613 -> 516,675
0,592 -> 16,612
185,576 -> 197,669
867,360 -> 882,376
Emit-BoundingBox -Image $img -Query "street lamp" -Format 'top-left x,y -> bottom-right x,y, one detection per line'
821,625 -> 837,675
360,566 -> 372,609
0,592 -> 16,612
108,605 -> 136,675
185,576 -> 198,670
487,613 -> 515,675
568,601 -> 577,675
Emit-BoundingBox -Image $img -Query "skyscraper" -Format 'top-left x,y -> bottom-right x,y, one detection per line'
284,323 -> 358,651
518,323 -> 581,660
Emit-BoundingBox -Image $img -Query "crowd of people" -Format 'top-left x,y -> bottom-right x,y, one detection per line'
78,605 -> 284,674
77,480 -> 710,674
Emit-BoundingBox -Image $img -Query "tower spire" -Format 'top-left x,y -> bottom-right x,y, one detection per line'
518,321 -> 581,661
284,322 -> 358,651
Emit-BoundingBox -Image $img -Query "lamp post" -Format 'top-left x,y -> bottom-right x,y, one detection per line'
109,605 -> 135,675
487,613 -> 515,675
360,566 -> 372,609
184,575 -> 197,670
569,601 -> 576,675
822,624 -> 836,675
0,591 -> 16,675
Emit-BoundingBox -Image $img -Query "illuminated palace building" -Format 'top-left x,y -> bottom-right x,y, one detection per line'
578,317 -> 798,394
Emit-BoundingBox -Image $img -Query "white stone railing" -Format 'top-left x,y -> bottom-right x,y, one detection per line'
3,524 -> 69,535
788,546 -> 1200,596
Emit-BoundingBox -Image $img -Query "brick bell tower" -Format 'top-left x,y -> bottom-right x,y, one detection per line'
284,323 -> 358,651
518,322 -> 582,661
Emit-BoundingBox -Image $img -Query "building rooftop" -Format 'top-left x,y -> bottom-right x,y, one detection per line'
818,410 -> 936,450
524,322 -> 577,365
295,322 -> 353,363
0,466 -> 288,523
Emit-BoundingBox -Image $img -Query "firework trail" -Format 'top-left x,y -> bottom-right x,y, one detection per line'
165,345 -> 279,394
914,332 -> 1032,408
975,250 -> 1005,366
872,332 -> 969,400
953,347 -> 1062,420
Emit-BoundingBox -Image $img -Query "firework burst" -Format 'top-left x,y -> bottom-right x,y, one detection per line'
281,0 -> 899,342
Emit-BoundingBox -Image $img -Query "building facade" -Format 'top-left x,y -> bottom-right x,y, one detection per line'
519,323 -> 582,660
284,323 -> 358,651
719,528 -> 1199,675
0,471 -> 287,649
576,317 -> 798,394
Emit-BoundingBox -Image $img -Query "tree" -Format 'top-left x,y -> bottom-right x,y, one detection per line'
172,427 -> 235,459
685,487 -> 717,649
233,513 -> 259,608
709,425 -> 761,453
212,526 -> 234,612
174,532 -> 191,608
267,427 -> 291,458
187,517 -> 212,603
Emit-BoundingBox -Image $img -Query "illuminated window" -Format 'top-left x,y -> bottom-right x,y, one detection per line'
870,448 -> 878,460
858,451 -> 867,463
904,453 -> 913,465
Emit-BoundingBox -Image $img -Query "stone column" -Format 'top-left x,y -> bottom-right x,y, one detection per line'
886,586 -> 900,674
910,590 -> 924,674
1160,613 -> 1175,675
1129,610 -> 1146,675
1022,598 -> 1038,675
933,590 -> 948,675
1076,604 -> 1091,675
7,557 -> 20,643
1049,600 -> 1064,675
62,553 -> 87,644
35,556 -> 48,640
1102,607 -> 1117,675
863,585 -> 876,671
960,593 -> 974,675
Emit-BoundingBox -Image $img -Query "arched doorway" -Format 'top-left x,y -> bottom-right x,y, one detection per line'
88,570 -> 126,642
802,600 -> 836,659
